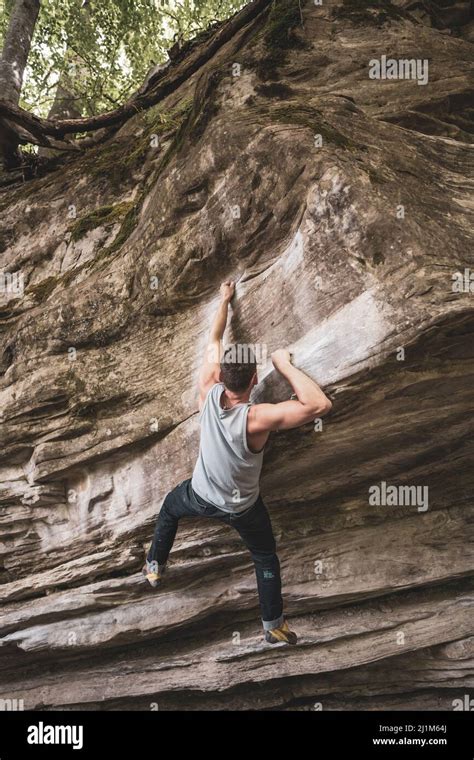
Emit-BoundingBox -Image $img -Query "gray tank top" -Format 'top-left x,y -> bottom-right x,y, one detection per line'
191,382 -> 264,513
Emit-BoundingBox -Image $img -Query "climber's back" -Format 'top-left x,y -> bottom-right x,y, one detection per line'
191,381 -> 264,513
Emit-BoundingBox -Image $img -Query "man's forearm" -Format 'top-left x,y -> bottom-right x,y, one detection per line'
274,358 -> 332,412
209,299 -> 230,343
205,282 -> 235,365
206,298 -> 231,365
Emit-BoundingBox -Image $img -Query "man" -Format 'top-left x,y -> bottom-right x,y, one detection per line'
143,280 -> 332,644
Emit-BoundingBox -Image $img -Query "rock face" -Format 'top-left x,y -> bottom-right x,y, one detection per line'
0,0 -> 473,709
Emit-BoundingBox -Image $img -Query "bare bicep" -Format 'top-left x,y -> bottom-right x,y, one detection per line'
249,400 -> 315,433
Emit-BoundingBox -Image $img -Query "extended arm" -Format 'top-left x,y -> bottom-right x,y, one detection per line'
198,280 -> 235,409
247,349 -> 332,433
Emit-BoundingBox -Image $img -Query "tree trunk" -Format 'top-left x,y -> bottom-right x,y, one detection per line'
48,0 -> 90,121
0,0 -> 40,167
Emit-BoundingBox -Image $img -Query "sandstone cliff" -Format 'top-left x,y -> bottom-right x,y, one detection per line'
0,0 -> 473,709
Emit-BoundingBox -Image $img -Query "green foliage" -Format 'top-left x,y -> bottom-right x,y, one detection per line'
0,0 -> 244,117
0,0 -> 13,44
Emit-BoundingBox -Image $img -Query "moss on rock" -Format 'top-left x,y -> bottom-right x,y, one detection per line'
27,275 -> 59,303
70,201 -> 135,242
77,100 -> 193,190
102,203 -> 140,256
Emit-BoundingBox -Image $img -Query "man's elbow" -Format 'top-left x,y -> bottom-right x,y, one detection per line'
310,398 -> 332,418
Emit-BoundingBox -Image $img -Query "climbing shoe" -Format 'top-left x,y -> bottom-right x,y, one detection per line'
142,559 -> 166,588
264,619 -> 298,645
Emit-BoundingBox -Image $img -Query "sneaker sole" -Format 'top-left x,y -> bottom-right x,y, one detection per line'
265,630 -> 298,645
142,564 -> 162,588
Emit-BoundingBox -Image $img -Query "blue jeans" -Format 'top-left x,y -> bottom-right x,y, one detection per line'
147,478 -> 284,630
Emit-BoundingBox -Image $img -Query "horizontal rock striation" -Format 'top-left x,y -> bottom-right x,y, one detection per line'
0,0 -> 473,709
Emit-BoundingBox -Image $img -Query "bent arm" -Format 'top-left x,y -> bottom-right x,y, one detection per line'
247,350 -> 332,433
275,354 -> 331,414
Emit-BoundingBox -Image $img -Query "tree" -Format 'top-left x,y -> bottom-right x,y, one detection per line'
0,0 -> 40,167
0,0 -> 267,170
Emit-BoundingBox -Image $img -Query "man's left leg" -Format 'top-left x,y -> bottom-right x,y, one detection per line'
144,479 -> 202,587
229,496 -> 297,645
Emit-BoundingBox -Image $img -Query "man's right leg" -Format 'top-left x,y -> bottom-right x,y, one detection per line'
144,479 -> 201,586
228,496 -> 297,644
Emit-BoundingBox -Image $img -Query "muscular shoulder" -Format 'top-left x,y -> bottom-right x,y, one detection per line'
246,403 -> 277,434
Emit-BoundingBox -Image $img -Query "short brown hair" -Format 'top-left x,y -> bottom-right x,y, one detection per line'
220,344 -> 257,392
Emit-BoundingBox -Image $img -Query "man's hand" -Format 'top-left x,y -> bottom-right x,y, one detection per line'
247,346 -> 332,432
220,280 -> 235,303
271,348 -> 292,369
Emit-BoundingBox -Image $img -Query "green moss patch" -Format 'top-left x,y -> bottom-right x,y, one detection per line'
69,201 -> 135,242
79,100 -> 193,189
26,275 -> 59,303
102,202 -> 140,256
